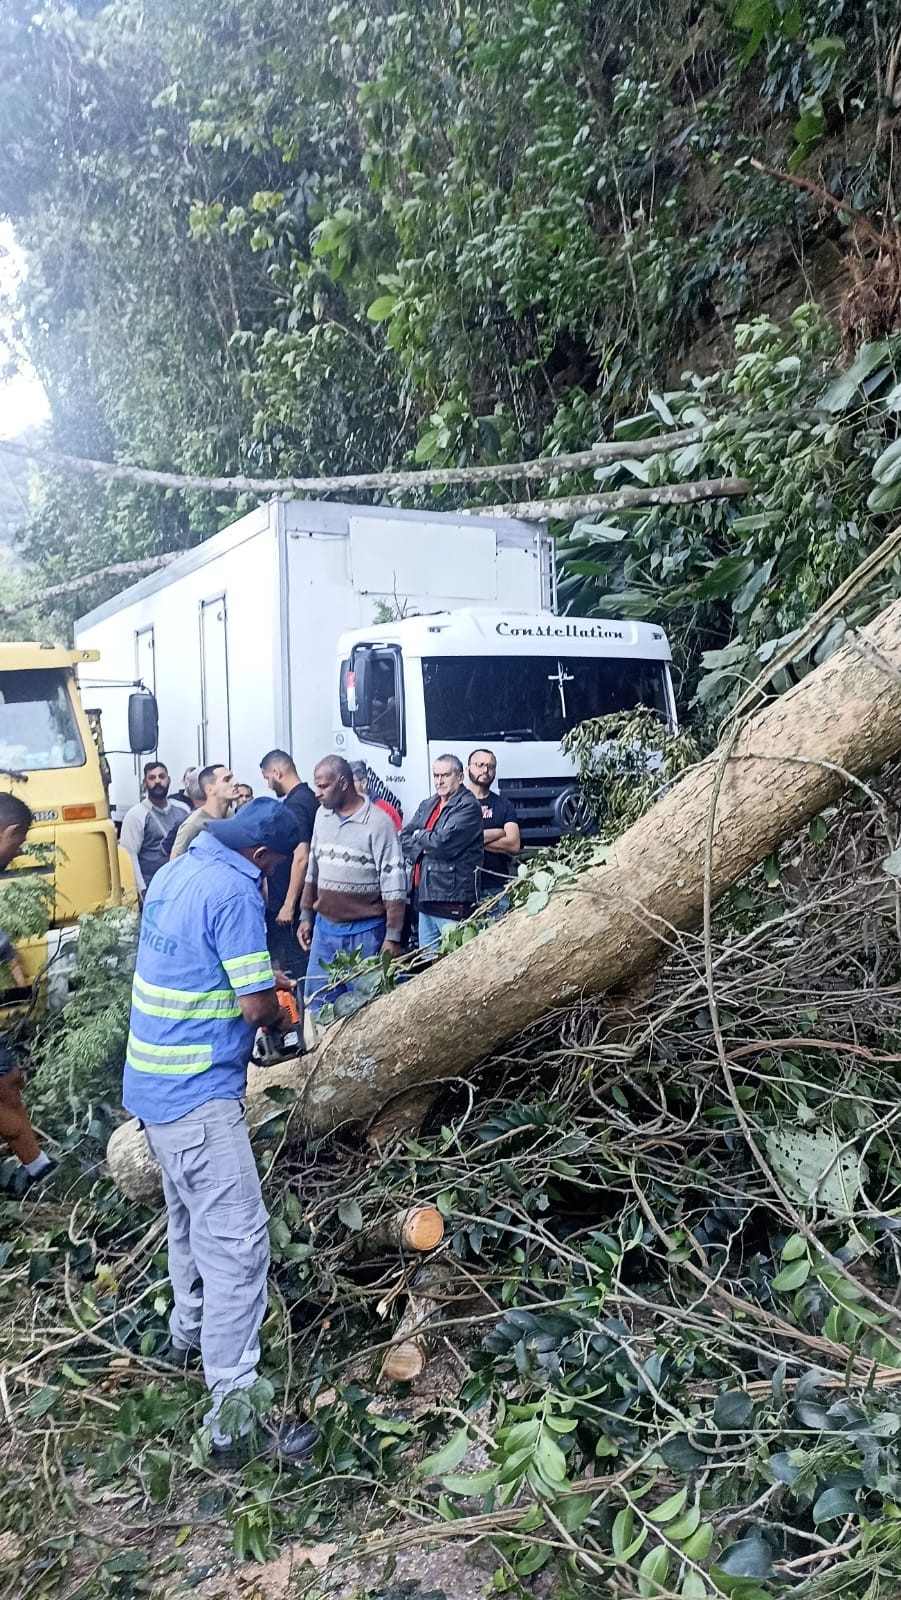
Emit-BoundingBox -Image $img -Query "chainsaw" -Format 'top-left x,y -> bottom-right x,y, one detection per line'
251,985 -> 306,1065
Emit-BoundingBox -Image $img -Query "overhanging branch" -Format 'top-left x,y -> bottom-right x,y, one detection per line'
0,556 -> 180,619
0,425 -> 758,500
482,477 -> 753,520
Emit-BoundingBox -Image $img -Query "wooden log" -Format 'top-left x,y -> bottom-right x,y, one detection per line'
107,597 -> 901,1201
379,1261 -> 453,1386
367,1207 -> 445,1253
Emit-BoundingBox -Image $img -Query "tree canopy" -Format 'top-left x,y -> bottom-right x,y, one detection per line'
1,0 -> 900,701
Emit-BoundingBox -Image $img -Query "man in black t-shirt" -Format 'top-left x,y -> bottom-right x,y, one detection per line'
259,748 -> 319,979
466,749 -> 521,902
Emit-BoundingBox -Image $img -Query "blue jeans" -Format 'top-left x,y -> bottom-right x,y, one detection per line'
304,915 -> 385,1015
479,889 -> 511,917
417,910 -> 458,955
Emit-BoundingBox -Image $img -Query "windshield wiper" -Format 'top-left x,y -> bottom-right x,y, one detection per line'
0,766 -> 28,783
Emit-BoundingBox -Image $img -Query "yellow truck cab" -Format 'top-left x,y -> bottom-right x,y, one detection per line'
0,643 -> 156,1005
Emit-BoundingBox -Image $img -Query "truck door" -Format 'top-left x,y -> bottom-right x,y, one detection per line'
340,643 -> 410,821
199,595 -> 231,765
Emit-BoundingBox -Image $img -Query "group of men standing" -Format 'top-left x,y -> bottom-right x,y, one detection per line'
298,745 -> 521,1009
119,745 -> 522,1016
118,760 -> 253,897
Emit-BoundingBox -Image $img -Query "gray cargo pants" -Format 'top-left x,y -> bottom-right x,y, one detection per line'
144,1097 -> 269,1447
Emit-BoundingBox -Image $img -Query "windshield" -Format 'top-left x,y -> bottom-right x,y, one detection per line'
0,669 -> 86,772
422,655 -> 669,741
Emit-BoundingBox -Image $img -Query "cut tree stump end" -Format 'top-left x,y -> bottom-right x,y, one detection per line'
402,1206 -> 445,1252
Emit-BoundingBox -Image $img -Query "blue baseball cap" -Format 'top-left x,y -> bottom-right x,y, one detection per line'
205,796 -> 302,858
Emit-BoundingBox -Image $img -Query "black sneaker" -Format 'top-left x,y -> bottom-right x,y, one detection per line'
22,1157 -> 58,1192
210,1417 -> 319,1469
165,1342 -> 203,1371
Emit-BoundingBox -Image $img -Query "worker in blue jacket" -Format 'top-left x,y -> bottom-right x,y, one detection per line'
123,797 -> 317,1466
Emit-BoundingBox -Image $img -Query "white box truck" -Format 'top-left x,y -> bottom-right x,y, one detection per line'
74,497 -> 675,842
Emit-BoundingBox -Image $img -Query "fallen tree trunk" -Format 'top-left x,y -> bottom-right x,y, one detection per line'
107,604 -> 901,1201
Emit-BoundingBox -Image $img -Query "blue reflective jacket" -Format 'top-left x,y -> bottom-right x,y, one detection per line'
123,831 -> 274,1123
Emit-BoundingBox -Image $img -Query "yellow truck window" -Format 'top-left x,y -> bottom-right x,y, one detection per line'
0,669 -> 86,772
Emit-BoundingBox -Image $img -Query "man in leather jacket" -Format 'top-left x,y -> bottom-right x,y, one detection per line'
400,754 -> 484,953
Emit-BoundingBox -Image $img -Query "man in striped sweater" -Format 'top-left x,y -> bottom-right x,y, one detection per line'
300,756 -> 407,1015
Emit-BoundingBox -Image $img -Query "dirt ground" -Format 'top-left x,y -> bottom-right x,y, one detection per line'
4,1351 -> 559,1600
178,1531 -> 558,1600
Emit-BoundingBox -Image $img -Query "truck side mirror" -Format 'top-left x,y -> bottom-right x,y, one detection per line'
128,692 -> 159,754
349,646 -> 373,728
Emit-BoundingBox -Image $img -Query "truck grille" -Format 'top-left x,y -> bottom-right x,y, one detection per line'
497,777 -> 595,846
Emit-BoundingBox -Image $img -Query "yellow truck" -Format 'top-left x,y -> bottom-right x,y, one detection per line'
0,643 -> 157,1005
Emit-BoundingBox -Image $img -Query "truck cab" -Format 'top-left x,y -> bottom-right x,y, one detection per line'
0,644 -> 155,1002
334,610 -> 676,840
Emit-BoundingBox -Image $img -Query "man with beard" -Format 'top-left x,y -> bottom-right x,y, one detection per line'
259,749 -> 318,979
465,749 -> 521,901
120,762 -> 190,902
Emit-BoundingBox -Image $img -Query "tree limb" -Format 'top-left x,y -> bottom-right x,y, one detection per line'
481,477 -> 753,520
749,159 -> 889,251
0,426 -> 755,500
0,556 -> 180,619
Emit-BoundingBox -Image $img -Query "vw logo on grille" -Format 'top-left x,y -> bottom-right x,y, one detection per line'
554,786 -> 593,835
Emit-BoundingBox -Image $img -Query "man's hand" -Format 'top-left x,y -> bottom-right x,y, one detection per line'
275,900 -> 296,926
238,988 -> 283,1029
380,938 -> 403,957
298,920 -> 314,952
273,969 -> 295,993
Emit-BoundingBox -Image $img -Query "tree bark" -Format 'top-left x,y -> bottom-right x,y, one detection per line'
0,555 -> 180,620
106,602 -> 901,1201
379,1261 -> 455,1386
480,476 -> 751,521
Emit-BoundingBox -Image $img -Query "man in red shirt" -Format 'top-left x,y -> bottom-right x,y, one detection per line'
400,755 -> 483,953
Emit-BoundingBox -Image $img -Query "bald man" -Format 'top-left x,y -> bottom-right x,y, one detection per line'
300,756 -> 407,1014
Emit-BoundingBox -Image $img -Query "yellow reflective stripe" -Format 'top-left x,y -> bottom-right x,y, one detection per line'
222,960 -> 273,985
126,1036 -> 214,1077
223,951 -> 272,976
132,976 -> 240,1021
132,996 -> 241,1021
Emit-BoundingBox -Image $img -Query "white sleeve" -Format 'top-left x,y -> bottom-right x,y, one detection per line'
119,805 -> 147,891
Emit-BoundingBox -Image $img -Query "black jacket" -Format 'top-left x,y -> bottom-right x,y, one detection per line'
400,786 -> 484,906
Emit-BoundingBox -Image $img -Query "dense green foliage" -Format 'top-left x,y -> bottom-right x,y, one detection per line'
560,316 -> 901,715
28,908 -> 138,1132
1,0 -> 900,675
0,845 -> 55,941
